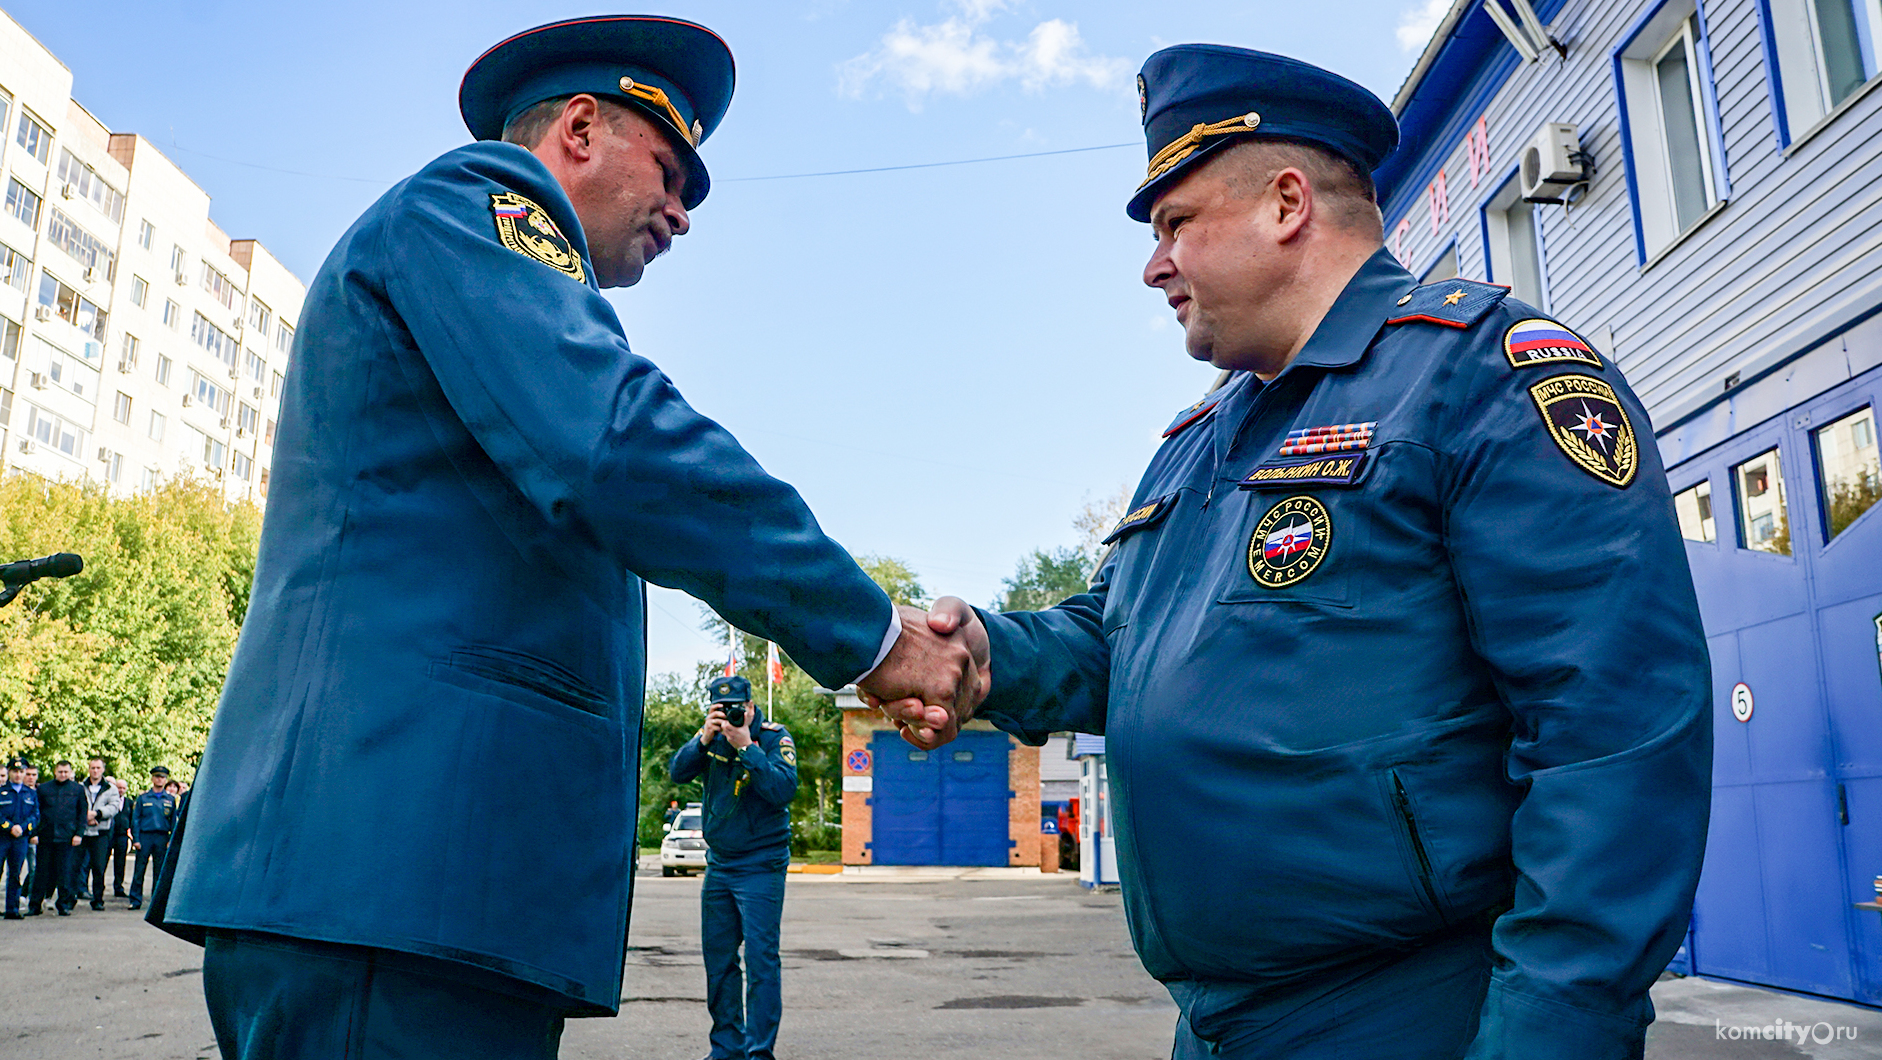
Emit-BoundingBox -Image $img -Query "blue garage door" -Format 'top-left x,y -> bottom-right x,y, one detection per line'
869,730 -> 1012,866
1672,360 -> 1882,1005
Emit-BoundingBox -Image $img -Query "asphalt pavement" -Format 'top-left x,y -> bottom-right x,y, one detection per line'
4,866 -> 1879,1059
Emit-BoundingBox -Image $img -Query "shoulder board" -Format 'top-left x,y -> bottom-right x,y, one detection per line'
762,721 -> 784,731
1386,278 -> 1509,330
1101,493 -> 1176,545
1162,373 -> 1242,438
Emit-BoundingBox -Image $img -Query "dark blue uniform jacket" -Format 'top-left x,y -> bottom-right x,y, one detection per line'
130,790 -> 177,846
156,142 -> 893,1015
669,710 -> 797,867
0,782 -> 36,836
976,249 -> 1711,1059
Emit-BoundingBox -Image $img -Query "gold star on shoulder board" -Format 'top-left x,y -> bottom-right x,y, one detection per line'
1443,289 -> 1466,306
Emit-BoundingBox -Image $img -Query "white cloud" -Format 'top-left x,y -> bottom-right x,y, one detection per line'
839,1 -> 1129,106
1396,0 -> 1453,52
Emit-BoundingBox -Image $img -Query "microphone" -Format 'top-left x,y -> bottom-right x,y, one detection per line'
0,553 -> 83,589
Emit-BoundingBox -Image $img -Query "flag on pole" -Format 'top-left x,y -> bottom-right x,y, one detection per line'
722,620 -> 738,677
767,641 -> 784,685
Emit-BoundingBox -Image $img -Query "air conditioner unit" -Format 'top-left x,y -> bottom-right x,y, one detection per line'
97,446 -> 109,462
227,365 -> 238,379
82,267 -> 98,283
33,305 -> 53,322
28,372 -> 45,389
251,386 -> 263,399
1520,123 -> 1587,203
235,427 -> 246,438
60,183 -> 75,199
181,393 -> 193,407
18,439 -> 33,454
219,418 -> 230,429
117,360 -> 131,373
174,271 -> 188,286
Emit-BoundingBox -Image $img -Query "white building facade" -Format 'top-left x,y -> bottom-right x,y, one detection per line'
0,8 -> 301,504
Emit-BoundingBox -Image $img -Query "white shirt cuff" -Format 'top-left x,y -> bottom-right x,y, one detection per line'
851,601 -> 903,686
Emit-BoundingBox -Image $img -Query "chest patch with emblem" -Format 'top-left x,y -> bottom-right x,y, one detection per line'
1241,452 -> 1369,490
1528,374 -> 1638,488
1247,496 -> 1334,588
490,192 -> 587,283
1276,421 -> 1375,456
1504,319 -> 1603,370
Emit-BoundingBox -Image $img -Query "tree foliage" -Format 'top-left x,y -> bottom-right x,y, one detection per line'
992,546 -> 1095,612
0,475 -> 260,782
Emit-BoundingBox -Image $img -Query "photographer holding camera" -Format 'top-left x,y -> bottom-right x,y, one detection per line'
668,675 -> 798,1060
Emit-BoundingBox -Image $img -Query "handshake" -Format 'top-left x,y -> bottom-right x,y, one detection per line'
855,597 -> 992,751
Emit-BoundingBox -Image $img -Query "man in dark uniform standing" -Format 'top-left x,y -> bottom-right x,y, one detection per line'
32,760 -> 86,916
0,757 -> 37,920
145,15 -> 976,1060
127,766 -> 176,911
884,45 -> 1711,1060
670,675 -> 797,1060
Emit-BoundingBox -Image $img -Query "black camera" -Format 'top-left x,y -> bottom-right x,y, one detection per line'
717,704 -> 747,728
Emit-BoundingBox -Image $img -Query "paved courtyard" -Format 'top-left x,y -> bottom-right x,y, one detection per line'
4,866 -> 1879,1059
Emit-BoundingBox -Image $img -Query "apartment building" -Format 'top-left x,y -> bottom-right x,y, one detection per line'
1385,0 -> 1882,1005
0,8 -> 301,504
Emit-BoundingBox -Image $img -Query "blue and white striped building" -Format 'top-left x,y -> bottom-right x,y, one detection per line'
1382,0 -> 1882,1006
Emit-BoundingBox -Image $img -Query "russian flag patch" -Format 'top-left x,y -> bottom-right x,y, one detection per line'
1503,318 -> 1603,370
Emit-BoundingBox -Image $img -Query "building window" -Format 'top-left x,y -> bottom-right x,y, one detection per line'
1616,7 -> 1724,260
103,450 -> 123,484
200,263 -> 240,311
231,451 -> 252,481
264,418 -> 275,446
137,219 -> 154,250
249,298 -> 271,334
200,430 -> 226,470
47,208 -> 116,280
0,388 -> 11,426
37,273 -> 109,341
1482,173 -> 1546,309
259,466 -> 269,498
0,242 -> 28,290
0,316 -> 19,360
1816,406 -> 1880,538
245,349 -> 265,383
39,337 -> 101,402
237,401 -> 258,435
1420,244 -> 1459,285
155,354 -> 171,386
4,178 -> 41,228
1735,448 -> 1791,554
162,300 -> 180,329
1765,0 -> 1882,140
139,466 -> 160,492
130,275 -> 148,307
271,370 -> 284,397
1674,480 -> 1717,542
191,311 -> 238,366
113,391 -> 132,424
169,244 -> 185,273
276,321 -> 293,353
148,410 -> 166,442
14,109 -> 51,164
55,150 -> 125,223
190,370 -> 231,415
25,404 -> 85,459
119,333 -> 139,370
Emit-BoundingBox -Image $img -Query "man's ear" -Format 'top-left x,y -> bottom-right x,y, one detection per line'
554,94 -> 604,163
1271,167 -> 1314,243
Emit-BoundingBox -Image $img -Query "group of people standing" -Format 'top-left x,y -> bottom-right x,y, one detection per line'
0,756 -> 181,919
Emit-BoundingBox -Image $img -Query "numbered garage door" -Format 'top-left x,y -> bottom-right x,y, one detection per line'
869,730 -> 1012,866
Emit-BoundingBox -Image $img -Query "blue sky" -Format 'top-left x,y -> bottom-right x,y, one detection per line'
14,0 -> 1446,679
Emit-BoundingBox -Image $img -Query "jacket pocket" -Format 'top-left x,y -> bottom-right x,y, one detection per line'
430,645 -> 613,723
1388,768 -> 1450,924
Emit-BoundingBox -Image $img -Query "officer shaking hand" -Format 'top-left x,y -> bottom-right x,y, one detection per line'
670,675 -> 798,1060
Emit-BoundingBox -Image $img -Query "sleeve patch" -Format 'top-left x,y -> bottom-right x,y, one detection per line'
1528,374 -> 1638,489
489,193 -> 586,283
1504,318 -> 1604,370
780,744 -> 797,766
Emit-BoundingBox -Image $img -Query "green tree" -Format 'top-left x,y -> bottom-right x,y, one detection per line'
0,475 -> 261,781
992,546 -> 1094,612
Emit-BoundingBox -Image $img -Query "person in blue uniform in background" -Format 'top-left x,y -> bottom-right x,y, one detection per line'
127,766 -> 176,911
882,45 -> 1712,1060
144,16 -> 976,1060
670,675 -> 798,1060
1,757 -> 37,920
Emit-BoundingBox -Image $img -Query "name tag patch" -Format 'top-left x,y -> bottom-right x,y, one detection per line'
1247,496 -> 1333,589
1240,452 -> 1369,490
1504,318 -> 1603,370
1101,494 -> 1175,544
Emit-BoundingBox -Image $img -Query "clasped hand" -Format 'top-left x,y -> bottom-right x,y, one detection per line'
856,599 -> 991,751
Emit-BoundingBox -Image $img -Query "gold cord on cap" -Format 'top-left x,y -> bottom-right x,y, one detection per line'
619,78 -> 697,147
1138,112 -> 1262,190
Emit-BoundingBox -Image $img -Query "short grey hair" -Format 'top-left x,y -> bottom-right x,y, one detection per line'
500,95 -> 644,149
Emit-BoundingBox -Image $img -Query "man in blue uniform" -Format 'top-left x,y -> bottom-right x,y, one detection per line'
884,45 -> 1711,1060
1,757 -> 37,920
145,16 -> 976,1059
127,766 -> 175,911
670,675 -> 798,1060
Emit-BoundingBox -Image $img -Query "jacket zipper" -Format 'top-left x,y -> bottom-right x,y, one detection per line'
1391,771 -> 1445,920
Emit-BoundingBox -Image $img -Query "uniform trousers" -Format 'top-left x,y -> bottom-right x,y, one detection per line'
110,829 -> 128,893
1167,922 -> 1494,1060
32,840 -> 81,911
700,857 -> 787,1060
203,931 -> 566,1060
129,833 -> 168,904
81,833 -> 112,901
1,833 -> 27,915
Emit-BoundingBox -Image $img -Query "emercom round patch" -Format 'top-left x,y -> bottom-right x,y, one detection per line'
1247,495 -> 1333,589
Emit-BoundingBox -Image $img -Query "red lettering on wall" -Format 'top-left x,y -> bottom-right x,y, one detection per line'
1392,217 -> 1412,264
1466,115 -> 1491,188
1426,170 -> 1450,237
